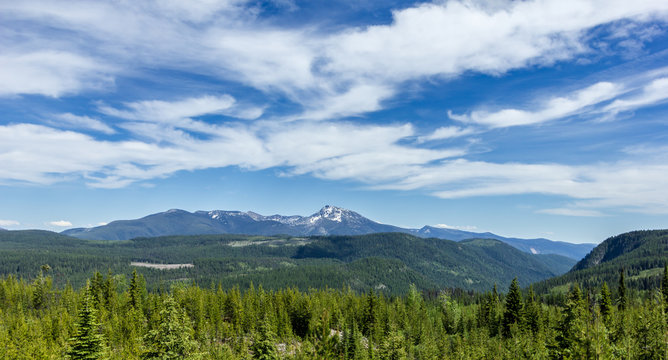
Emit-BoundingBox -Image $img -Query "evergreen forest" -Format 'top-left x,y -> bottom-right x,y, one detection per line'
1,266 -> 667,359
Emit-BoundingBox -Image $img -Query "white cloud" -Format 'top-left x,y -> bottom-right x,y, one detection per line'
0,51 -> 113,97
537,208 -> 606,217
433,224 -> 478,231
603,77 -> 668,114
417,126 -> 476,142
2,0 -> 667,118
98,95 -> 239,122
52,113 -> 115,134
0,220 -> 20,227
48,220 -> 72,227
449,82 -> 623,127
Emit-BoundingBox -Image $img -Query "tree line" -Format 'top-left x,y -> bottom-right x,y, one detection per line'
1,266 -> 667,359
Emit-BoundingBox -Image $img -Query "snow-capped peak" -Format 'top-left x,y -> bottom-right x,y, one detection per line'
318,205 -> 344,222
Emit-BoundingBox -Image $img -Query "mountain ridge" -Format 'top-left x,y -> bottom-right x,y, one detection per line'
62,205 -> 595,259
533,229 -> 668,293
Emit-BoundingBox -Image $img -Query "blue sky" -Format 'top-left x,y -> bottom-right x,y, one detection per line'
1,0 -> 668,244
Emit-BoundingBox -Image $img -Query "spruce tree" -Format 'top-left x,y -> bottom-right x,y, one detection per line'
555,284 -> 586,358
662,264 -> 668,315
617,268 -> 627,311
523,285 -> 540,334
599,282 -> 612,327
502,277 -> 523,337
66,282 -> 106,360
142,296 -> 198,359
251,316 -> 278,360
128,269 -> 143,310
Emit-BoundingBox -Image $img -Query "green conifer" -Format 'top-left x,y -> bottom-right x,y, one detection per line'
502,277 -> 523,337
617,268 -> 627,311
66,282 -> 106,360
142,296 -> 198,359
599,282 -> 612,327
251,316 -> 278,360
662,264 -> 668,314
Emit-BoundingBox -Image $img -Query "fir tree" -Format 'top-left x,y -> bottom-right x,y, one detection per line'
142,296 -> 198,359
523,285 -> 540,335
555,284 -> 586,358
662,264 -> 668,317
618,268 -> 627,311
128,269 -> 143,310
251,316 -> 278,360
502,277 -> 523,337
66,282 -> 106,360
599,282 -> 612,327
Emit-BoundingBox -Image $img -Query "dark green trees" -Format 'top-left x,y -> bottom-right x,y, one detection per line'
555,284 -> 586,358
502,277 -> 523,337
66,282 -> 106,360
662,264 -> 668,315
599,282 -> 612,327
618,268 -> 627,311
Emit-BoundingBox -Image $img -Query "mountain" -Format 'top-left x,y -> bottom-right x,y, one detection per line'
534,229 -> 668,293
63,205 -> 595,259
63,206 -> 403,241
0,230 -> 574,293
0,227 -> 6,231
413,225 -> 593,259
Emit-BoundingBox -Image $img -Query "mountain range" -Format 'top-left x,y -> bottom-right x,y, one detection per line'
62,205 -> 595,259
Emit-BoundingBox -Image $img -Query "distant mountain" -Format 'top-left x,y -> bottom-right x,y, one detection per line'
534,230 -> 668,293
63,206 -> 403,241
0,227 -> 7,231
63,205 -> 595,259
412,226 -> 594,259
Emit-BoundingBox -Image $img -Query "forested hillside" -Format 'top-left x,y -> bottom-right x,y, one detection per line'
1,267 -> 666,359
0,231 -> 573,294
534,230 -> 668,294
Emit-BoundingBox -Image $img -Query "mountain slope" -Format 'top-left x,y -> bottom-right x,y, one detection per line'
1,230 -> 571,293
62,205 -> 595,259
534,230 -> 668,293
413,225 -> 593,259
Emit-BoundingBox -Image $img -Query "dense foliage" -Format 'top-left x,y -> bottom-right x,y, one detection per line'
534,230 -> 668,295
0,231 -> 573,293
1,268 -> 666,359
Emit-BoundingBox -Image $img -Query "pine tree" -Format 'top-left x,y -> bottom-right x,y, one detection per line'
128,269 -> 143,310
502,278 -> 523,337
251,316 -> 278,360
555,284 -> 586,358
618,268 -> 627,311
662,264 -> 668,317
599,282 -> 612,327
66,282 -> 106,360
523,285 -> 540,335
142,296 -> 198,359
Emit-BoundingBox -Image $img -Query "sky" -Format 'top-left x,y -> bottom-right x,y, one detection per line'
1,0 -> 668,244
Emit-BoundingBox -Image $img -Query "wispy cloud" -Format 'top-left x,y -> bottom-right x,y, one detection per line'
449,82 -> 623,127
433,224 -> 478,231
0,220 -> 20,227
48,220 -> 72,227
537,208 -> 606,217
603,77 -> 668,114
0,51 -> 113,97
417,126 -> 477,143
2,0 -> 667,120
52,113 -> 115,134
98,95 -> 239,122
